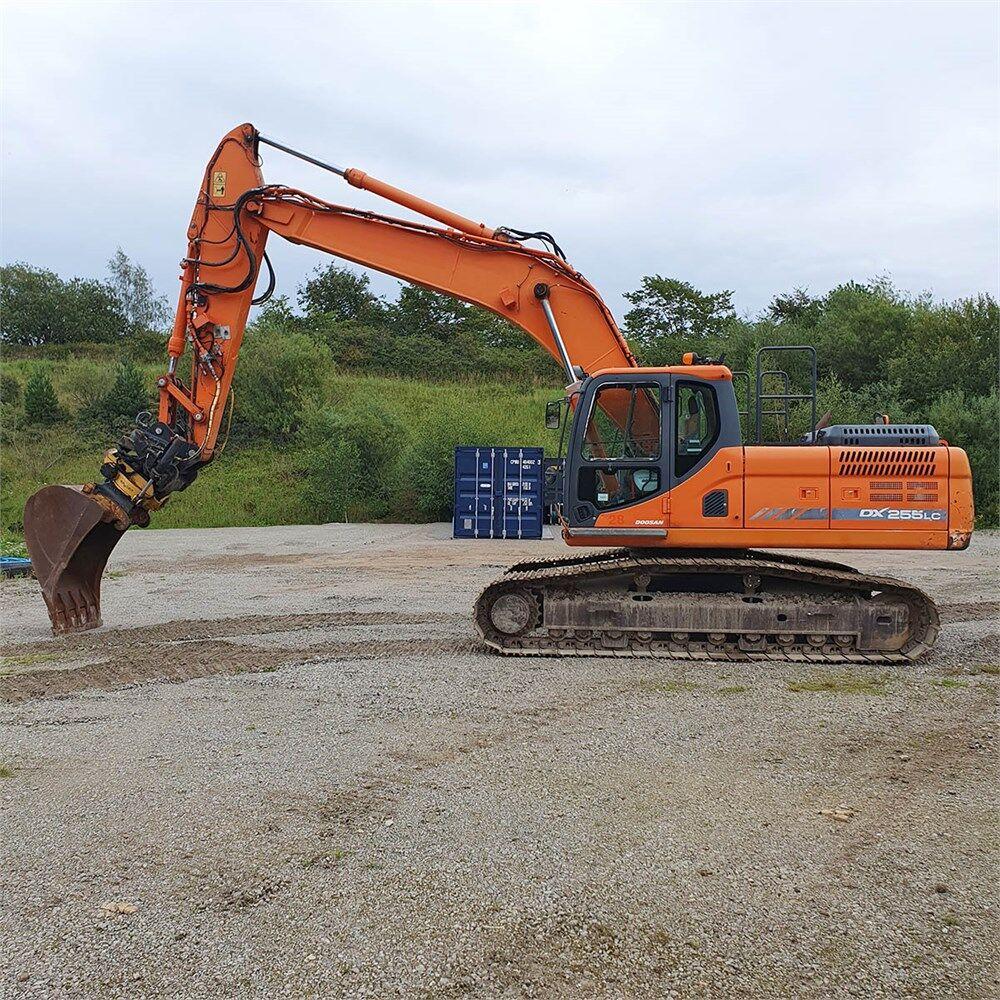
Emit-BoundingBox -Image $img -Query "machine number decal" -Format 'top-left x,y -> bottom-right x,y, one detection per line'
833,508 -> 946,522
212,171 -> 227,198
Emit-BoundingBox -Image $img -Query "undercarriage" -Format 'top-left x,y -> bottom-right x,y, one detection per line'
475,549 -> 939,662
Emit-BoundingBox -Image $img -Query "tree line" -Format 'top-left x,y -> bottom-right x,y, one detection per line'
1,256 -> 997,523
1,252 -> 170,348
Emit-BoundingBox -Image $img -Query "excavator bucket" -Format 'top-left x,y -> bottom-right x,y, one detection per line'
23,485 -> 128,634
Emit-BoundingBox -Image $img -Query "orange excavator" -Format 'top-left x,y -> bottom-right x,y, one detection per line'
24,124 -> 974,661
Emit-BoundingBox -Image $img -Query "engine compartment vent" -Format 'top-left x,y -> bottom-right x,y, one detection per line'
818,424 -> 940,447
702,489 -> 729,518
869,481 -> 904,501
838,449 -> 940,479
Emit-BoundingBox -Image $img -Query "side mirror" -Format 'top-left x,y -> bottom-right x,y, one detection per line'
545,399 -> 562,430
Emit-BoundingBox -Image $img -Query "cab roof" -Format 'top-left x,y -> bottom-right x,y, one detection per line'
590,365 -> 733,381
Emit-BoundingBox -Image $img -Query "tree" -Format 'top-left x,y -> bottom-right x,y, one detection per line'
297,264 -> 385,323
928,389 -> 999,526
0,264 -> 125,345
387,285 -> 469,341
889,293 -> 1000,409
23,370 -> 64,424
803,280 -> 911,390
83,359 -> 149,425
253,295 -> 298,328
106,249 -> 170,336
623,276 -> 736,343
767,288 -> 821,326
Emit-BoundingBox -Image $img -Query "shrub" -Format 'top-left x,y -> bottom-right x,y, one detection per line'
23,370 -> 64,424
406,410 -> 473,520
82,359 -> 149,427
1,372 -> 22,408
296,399 -> 407,522
405,400 -> 548,520
296,399 -> 406,521
234,328 -> 334,440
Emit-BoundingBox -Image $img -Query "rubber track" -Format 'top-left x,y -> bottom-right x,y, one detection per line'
474,548 -> 939,663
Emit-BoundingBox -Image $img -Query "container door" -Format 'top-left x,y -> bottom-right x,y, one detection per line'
496,447 -> 543,539
453,447 -> 499,538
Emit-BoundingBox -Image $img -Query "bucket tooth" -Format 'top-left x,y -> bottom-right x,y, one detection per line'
23,485 -> 129,635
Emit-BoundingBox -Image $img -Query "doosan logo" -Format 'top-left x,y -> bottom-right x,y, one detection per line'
635,519 -> 664,526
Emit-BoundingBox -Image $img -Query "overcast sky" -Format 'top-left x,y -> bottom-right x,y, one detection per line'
2,1 -> 996,323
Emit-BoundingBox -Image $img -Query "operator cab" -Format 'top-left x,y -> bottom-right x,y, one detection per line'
547,363 -> 741,530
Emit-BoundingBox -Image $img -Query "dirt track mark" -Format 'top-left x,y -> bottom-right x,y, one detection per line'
297,668 -> 651,853
0,610 -> 474,703
189,545 -> 514,574
6,610 -> 461,657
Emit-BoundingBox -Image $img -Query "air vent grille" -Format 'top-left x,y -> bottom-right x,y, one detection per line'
870,486 -> 903,501
838,449 -> 939,479
702,489 -> 729,518
837,425 -> 934,445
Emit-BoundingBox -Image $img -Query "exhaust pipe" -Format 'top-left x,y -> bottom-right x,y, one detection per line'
23,485 -> 129,634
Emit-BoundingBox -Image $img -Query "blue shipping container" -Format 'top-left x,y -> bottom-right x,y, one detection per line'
453,446 -> 544,539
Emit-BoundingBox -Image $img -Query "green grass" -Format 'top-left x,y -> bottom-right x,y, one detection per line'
932,678 -> 968,689
0,764 -> 15,779
0,651 -> 60,671
639,678 -> 698,694
718,684 -> 747,694
1,362 -> 561,544
786,673 -> 887,695
301,848 -> 349,868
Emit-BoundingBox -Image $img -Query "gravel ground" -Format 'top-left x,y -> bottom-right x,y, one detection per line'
1,524 -> 997,999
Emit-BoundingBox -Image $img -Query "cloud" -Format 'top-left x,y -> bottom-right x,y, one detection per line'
2,1 -> 996,323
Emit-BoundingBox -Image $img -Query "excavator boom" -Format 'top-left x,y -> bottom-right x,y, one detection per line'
24,123 -> 636,631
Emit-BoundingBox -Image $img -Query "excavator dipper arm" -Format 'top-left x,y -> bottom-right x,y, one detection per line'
24,123 -> 635,633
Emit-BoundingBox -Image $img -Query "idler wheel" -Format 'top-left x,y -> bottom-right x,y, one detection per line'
488,590 -> 539,637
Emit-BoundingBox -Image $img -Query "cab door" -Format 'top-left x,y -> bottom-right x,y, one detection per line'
666,375 -> 744,529
564,374 -> 669,532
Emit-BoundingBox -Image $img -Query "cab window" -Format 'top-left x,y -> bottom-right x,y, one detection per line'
581,384 -> 661,460
578,466 -> 661,510
675,382 -> 719,477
